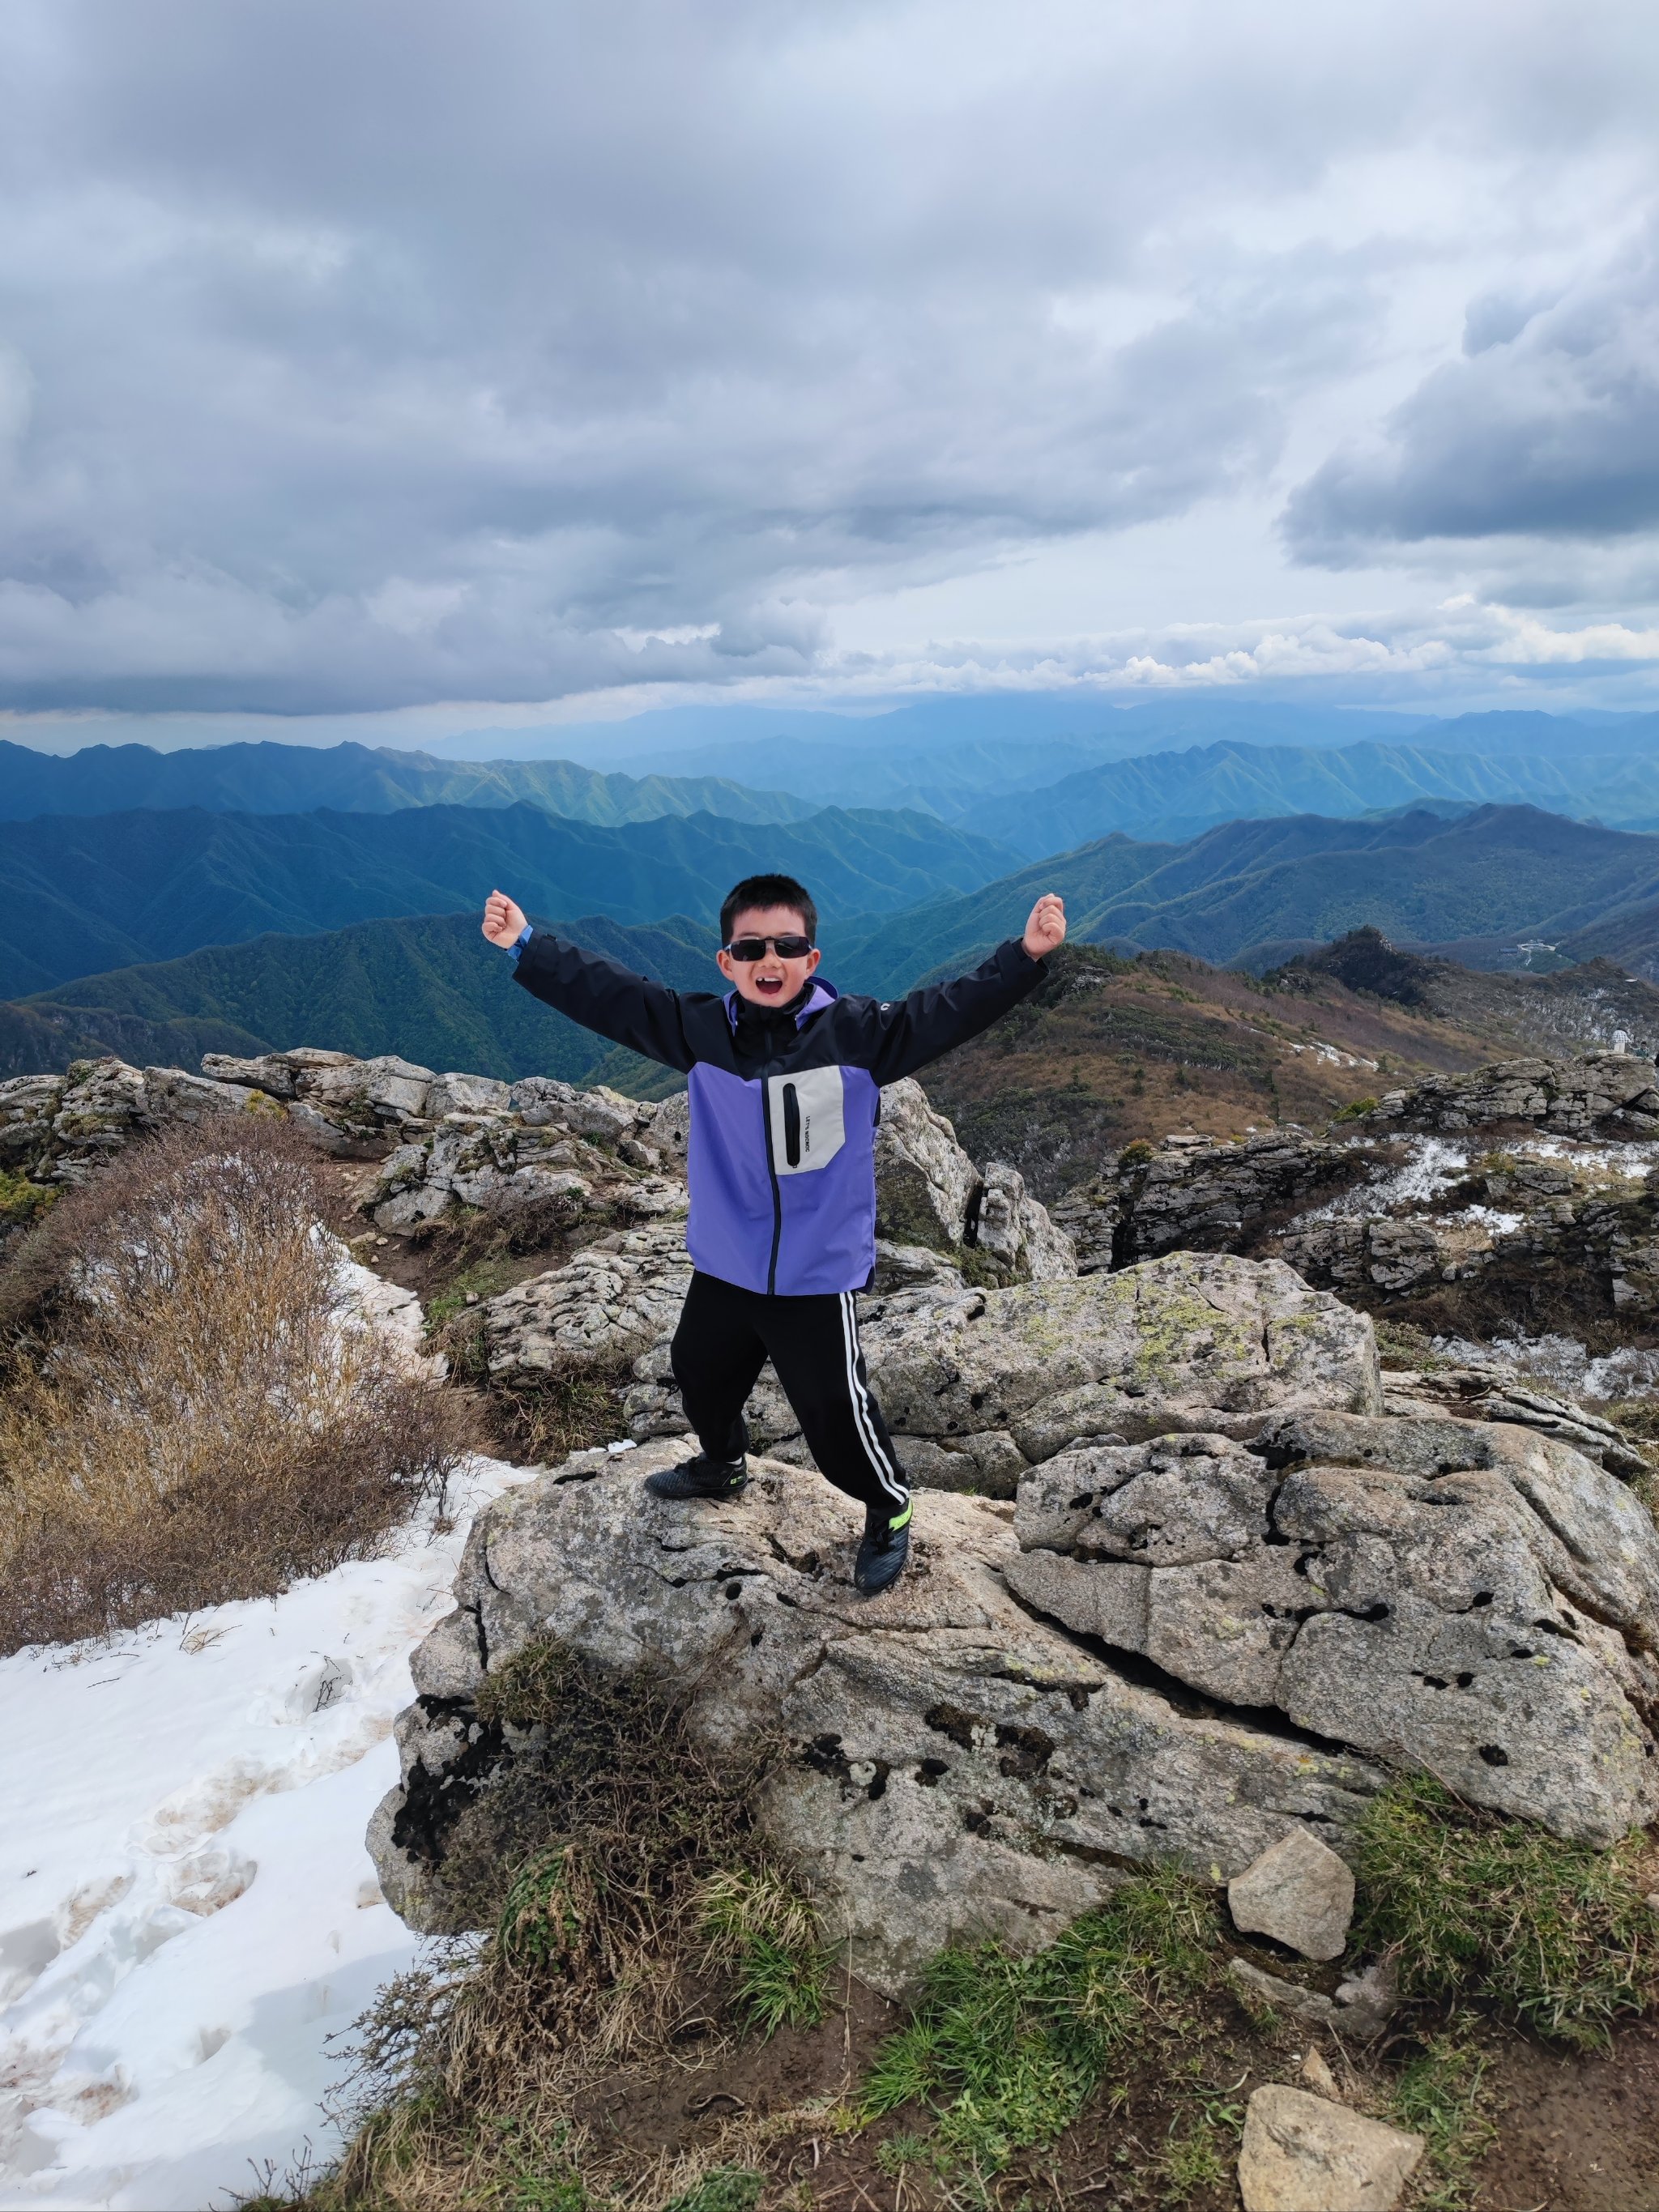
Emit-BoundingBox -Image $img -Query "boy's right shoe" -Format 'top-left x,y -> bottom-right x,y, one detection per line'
854,1499 -> 912,1595
644,1451 -> 748,1502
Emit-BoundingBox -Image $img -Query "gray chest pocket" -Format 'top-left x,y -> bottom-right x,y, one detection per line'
767,1064 -> 847,1177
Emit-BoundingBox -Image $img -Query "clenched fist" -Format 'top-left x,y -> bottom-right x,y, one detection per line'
482,889 -> 527,947
1023,893 -> 1066,961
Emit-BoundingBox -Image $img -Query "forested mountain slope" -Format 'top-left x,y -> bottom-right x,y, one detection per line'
0,801 -> 1016,996
0,911 -> 717,1087
833,806 -> 1659,994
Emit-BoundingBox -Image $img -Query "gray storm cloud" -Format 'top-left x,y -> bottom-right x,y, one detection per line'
1,0 -> 1657,712
1282,227 -> 1659,563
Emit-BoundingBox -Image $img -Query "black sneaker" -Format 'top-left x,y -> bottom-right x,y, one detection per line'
644,1452 -> 748,1502
854,1499 -> 912,1595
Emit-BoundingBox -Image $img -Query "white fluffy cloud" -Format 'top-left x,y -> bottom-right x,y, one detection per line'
2,0 -> 1658,714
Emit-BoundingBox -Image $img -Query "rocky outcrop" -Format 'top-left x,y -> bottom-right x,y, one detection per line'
371,1225 -> 1659,2007
1109,1127 -> 1364,1267
0,1055 -> 1073,1291
1050,1054 -> 1659,1354
369,1379 -> 1659,1994
368,1440 -> 1384,1997
0,1057 -> 259,1184
481,1245 -> 1381,1497
1363,1052 -> 1659,1137
484,1224 -> 693,1382
1006,1407 -> 1659,1843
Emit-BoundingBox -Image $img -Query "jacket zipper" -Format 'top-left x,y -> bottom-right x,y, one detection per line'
761,1068 -> 783,1294
743,1009 -> 798,1298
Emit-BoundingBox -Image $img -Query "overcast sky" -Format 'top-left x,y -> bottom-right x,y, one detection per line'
2,0 -> 1658,743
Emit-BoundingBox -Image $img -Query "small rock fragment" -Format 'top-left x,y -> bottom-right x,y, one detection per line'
1227,1955 -> 1397,2039
1332,1956 -> 1399,2035
1229,1956 -> 1338,2027
1229,1827 -> 1356,1961
1299,2047 -> 1340,2101
1238,2085 -> 1422,2212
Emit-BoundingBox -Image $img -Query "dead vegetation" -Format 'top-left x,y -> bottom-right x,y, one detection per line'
0,1118 -> 463,1653
281,1641 -> 830,2212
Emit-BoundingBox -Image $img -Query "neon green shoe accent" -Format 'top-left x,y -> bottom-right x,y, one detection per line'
887,1499 -> 913,1531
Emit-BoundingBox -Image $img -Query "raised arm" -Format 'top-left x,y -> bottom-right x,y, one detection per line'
853,893 -> 1066,1085
483,890 -> 697,1072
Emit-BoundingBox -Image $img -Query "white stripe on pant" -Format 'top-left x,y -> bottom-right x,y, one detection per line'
838,1290 -> 908,1511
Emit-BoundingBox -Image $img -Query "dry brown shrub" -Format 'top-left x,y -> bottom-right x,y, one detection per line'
0,1116 -> 463,1652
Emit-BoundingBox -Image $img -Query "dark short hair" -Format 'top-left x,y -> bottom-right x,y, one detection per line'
720,873 -> 817,946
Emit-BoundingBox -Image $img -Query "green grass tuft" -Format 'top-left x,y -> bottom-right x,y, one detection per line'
860,1868 -> 1218,2172
1354,1775 -> 1659,2049
424,1258 -> 522,1336
1387,2017 -> 1498,2212
695,1865 -> 831,2035
0,1167 -> 54,1225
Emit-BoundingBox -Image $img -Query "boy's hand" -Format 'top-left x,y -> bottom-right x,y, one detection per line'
483,889 -> 528,947
1023,893 -> 1066,960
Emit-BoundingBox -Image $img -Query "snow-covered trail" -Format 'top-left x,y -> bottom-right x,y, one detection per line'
0,1457 -> 537,2210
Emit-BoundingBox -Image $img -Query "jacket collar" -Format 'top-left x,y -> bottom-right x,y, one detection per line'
724,978 -> 838,1033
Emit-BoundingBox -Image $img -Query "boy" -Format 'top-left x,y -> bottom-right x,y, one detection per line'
481,874 -> 1066,1593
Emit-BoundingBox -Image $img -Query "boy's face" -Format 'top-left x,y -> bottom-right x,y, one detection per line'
716,903 -> 821,1005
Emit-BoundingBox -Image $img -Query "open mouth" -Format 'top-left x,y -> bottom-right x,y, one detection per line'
755,974 -> 785,995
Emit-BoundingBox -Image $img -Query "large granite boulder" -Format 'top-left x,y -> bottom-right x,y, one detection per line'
1006,1407 -> 1659,1843
873,1077 -> 982,1250
367,1442 -> 1381,1996
612,1247 -> 1382,1494
371,1263 -> 1658,2001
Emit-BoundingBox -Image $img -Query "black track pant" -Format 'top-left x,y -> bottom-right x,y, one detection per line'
670,1270 -> 910,1520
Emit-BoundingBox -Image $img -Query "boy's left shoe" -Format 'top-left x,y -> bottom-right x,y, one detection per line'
854,1500 -> 912,1596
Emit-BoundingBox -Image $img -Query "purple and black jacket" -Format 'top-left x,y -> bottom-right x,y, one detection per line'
509,929 -> 1044,1297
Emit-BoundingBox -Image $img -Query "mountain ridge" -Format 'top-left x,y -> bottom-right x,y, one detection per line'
833,804 -> 1659,994
0,799 -> 1017,997
963,737 -> 1659,855
0,738 -> 817,829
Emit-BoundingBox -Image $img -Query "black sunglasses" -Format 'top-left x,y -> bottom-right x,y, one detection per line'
723,934 -> 815,961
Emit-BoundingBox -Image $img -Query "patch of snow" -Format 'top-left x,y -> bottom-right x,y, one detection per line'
1502,1136 -> 1659,1179
1433,1331 -> 1590,1391
326,1238 -> 445,1381
1429,1330 -> 1659,1402
1584,1348 -> 1659,1399
1282,1039 -> 1377,1071
1296,1137 -> 1470,1225
0,1455 -> 539,2210
1448,1205 -> 1524,1235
